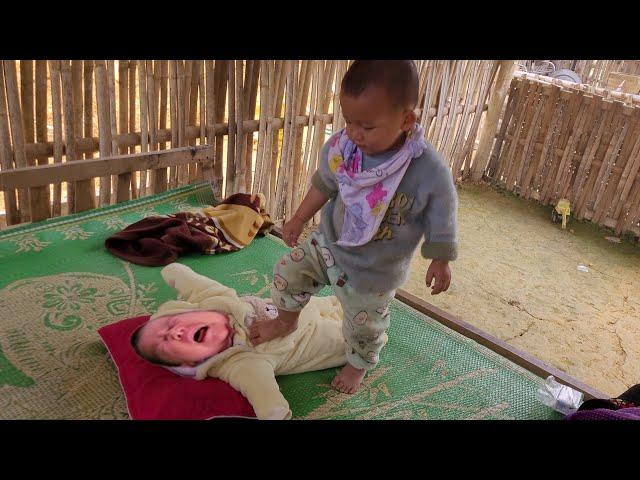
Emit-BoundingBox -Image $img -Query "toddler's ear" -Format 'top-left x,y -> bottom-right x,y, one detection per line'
402,109 -> 417,131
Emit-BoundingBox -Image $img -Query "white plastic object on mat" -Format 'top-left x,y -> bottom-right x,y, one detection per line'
576,264 -> 589,273
536,376 -> 584,415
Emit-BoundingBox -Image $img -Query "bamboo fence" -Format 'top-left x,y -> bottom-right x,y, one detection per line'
519,60 -> 640,89
484,71 -> 640,236
0,60 -> 502,229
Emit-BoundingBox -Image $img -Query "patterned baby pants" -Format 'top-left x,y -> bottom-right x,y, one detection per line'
270,230 -> 395,370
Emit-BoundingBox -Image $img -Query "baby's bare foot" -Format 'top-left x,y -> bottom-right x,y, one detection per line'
249,317 -> 298,345
331,363 -> 366,394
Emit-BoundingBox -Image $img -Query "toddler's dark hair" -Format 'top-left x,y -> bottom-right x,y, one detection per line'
341,60 -> 419,110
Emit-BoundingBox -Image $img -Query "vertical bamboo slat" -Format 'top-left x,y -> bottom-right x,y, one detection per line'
71,59 -> 93,212
49,60 -> 63,216
95,60 -> 114,207
117,60 -> 131,202
138,60 -> 149,196
0,63 -> 19,224
226,60 -> 236,196
32,60 -> 50,221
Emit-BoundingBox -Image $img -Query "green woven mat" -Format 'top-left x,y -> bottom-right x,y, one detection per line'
0,184 -> 560,420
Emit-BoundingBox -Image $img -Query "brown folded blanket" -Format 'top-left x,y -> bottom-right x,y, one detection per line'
105,193 -> 274,266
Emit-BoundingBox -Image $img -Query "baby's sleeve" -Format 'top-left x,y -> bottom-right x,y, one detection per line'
310,140 -> 339,199
420,161 -> 459,261
216,357 -> 292,420
161,263 -> 237,302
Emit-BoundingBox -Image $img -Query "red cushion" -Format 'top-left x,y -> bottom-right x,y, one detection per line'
98,315 -> 256,420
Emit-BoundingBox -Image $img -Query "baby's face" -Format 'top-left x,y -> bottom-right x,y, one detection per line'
340,86 -> 415,156
136,310 -> 234,366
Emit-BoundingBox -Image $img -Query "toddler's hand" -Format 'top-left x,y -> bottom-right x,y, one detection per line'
282,215 -> 304,247
425,259 -> 451,295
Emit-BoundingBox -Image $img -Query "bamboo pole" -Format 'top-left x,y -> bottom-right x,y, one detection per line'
4,61 -> 30,221
0,63 -> 19,225
138,60 -> 149,195
159,60 -> 169,150
291,59 -> 313,210
471,60 -> 517,181
233,60 -> 245,193
128,60 -> 138,198
243,60 -> 260,191
574,100 -> 616,216
177,60 -> 187,185
299,60 -> 320,205
549,93 -> 592,200
71,59 -> 94,211
511,83 -> 546,190
49,60 -> 63,217
84,60 -> 96,204
449,61 -> 480,176
461,61 -> 500,179
169,60 -> 179,189
107,60 -> 119,203
226,60 -> 236,196
592,112 -> 635,225
147,60 -> 163,193
117,60 -> 131,202
21,59 -> 44,221
590,105 -> 629,222
205,60 -> 219,197
268,60 -> 287,213
32,60 -> 50,221
187,60 -> 200,182
95,60 -> 114,207
522,85 -> 563,198
214,60 -> 228,197
611,114 -> 640,223
486,78 -> 520,180
571,97 -> 606,206
20,60 -> 35,149
253,59 -> 270,196
275,60 -> 296,220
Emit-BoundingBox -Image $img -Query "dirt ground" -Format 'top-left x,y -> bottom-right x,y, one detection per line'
401,183 -> 640,398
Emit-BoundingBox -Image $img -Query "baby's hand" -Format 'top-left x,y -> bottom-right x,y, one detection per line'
425,259 -> 451,295
282,215 -> 304,247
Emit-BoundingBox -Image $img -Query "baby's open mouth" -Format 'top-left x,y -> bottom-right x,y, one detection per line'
194,326 -> 208,343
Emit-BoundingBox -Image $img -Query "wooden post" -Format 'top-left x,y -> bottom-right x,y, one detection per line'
49,60 -> 63,216
107,60 -> 119,203
117,60 -> 131,202
0,63 -> 19,224
95,60 -> 112,206
70,59 -> 93,212
471,60 -> 517,181
128,60 -> 138,198
32,60 -> 51,221
4,60 -> 30,221
226,60 -> 236,196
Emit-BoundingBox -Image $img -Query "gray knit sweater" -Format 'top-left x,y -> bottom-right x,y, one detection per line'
310,138 -> 458,293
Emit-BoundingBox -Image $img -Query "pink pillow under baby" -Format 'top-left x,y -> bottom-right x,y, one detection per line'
98,315 -> 256,420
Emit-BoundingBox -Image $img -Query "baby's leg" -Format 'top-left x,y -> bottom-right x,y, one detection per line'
250,241 -> 327,345
331,290 -> 395,394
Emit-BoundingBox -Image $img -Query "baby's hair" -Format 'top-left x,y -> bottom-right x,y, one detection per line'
130,323 -> 179,367
341,60 -> 419,110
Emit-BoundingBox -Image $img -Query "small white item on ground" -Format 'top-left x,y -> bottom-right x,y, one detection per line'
604,236 -> 621,243
536,376 -> 584,415
576,264 -> 589,273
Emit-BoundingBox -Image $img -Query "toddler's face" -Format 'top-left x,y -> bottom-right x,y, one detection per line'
340,86 -> 415,156
136,310 -> 233,366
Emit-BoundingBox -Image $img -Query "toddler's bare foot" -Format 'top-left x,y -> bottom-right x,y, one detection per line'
331,363 -> 366,394
249,312 -> 298,345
